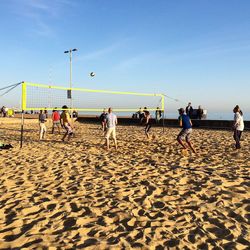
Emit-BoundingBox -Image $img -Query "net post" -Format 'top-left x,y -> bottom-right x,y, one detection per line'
20,110 -> 24,148
161,94 -> 165,133
20,82 -> 26,148
162,111 -> 165,133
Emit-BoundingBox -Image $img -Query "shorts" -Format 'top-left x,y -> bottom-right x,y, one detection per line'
177,128 -> 192,142
64,123 -> 73,135
53,121 -> 60,127
105,127 -> 116,139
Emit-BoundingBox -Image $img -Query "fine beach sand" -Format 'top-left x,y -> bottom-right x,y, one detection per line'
0,117 -> 249,249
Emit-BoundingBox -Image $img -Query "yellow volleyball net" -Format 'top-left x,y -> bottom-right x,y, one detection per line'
22,82 -> 165,113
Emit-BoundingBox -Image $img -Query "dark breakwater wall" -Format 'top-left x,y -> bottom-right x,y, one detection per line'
77,116 -> 250,130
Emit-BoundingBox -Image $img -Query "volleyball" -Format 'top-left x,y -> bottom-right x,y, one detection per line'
90,72 -> 95,77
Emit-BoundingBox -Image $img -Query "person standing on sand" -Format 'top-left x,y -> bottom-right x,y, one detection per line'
185,102 -> 193,117
197,105 -> 204,120
51,108 -> 61,134
177,108 -> 196,154
233,105 -> 244,149
155,107 -> 162,124
105,107 -> 118,150
39,110 -> 47,140
144,110 -> 152,139
60,105 -> 73,142
99,109 -> 108,131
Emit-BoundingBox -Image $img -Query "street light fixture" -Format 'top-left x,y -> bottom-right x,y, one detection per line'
64,48 -> 78,112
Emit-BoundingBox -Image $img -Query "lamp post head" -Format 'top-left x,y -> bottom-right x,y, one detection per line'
72,48 -> 77,52
64,50 -> 69,53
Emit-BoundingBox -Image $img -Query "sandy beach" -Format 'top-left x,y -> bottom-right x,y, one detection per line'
0,117 -> 249,249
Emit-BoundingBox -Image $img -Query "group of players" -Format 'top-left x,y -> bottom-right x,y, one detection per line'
99,104 -> 245,153
38,105 -> 73,142
38,104 -> 245,153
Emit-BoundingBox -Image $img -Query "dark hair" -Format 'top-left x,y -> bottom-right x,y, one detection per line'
233,105 -> 243,116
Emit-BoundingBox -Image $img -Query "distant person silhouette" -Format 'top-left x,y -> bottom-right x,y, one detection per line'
185,102 -> 193,117
197,105 -> 203,120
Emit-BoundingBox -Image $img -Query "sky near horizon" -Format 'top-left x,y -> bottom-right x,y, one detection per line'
0,0 -> 250,113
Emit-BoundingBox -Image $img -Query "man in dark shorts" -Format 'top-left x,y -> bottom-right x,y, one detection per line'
177,108 -> 196,154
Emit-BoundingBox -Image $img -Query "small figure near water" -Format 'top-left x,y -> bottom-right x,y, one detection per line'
185,102 -> 193,117
233,105 -> 244,149
197,105 -> 204,120
155,107 -> 162,124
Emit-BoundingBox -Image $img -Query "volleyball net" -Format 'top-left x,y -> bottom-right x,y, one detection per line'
22,82 -> 165,113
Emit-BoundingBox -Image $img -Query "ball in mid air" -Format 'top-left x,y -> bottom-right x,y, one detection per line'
90,72 -> 95,77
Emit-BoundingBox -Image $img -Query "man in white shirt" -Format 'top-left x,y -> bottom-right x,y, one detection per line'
233,105 -> 244,149
105,107 -> 118,150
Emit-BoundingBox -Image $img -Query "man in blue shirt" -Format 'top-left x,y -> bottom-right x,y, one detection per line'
177,108 -> 196,154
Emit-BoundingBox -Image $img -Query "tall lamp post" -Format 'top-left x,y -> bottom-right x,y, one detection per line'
64,48 -> 77,113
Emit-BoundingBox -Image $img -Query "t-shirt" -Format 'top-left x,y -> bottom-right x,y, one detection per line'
39,113 -> 46,123
234,112 -> 244,131
61,111 -> 70,125
106,113 -> 117,128
179,114 -> 192,129
100,112 -> 107,122
52,111 -> 60,121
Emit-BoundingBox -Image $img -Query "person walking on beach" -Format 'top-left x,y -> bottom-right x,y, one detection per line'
105,107 -> 118,150
39,110 -> 47,140
144,110 -> 152,139
155,107 -> 162,124
51,108 -> 61,134
233,105 -> 244,149
185,102 -> 193,117
100,109 -> 108,131
60,105 -> 73,142
177,108 -> 196,154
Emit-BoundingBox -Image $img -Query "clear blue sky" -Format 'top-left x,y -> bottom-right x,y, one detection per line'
1,0 -> 250,113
